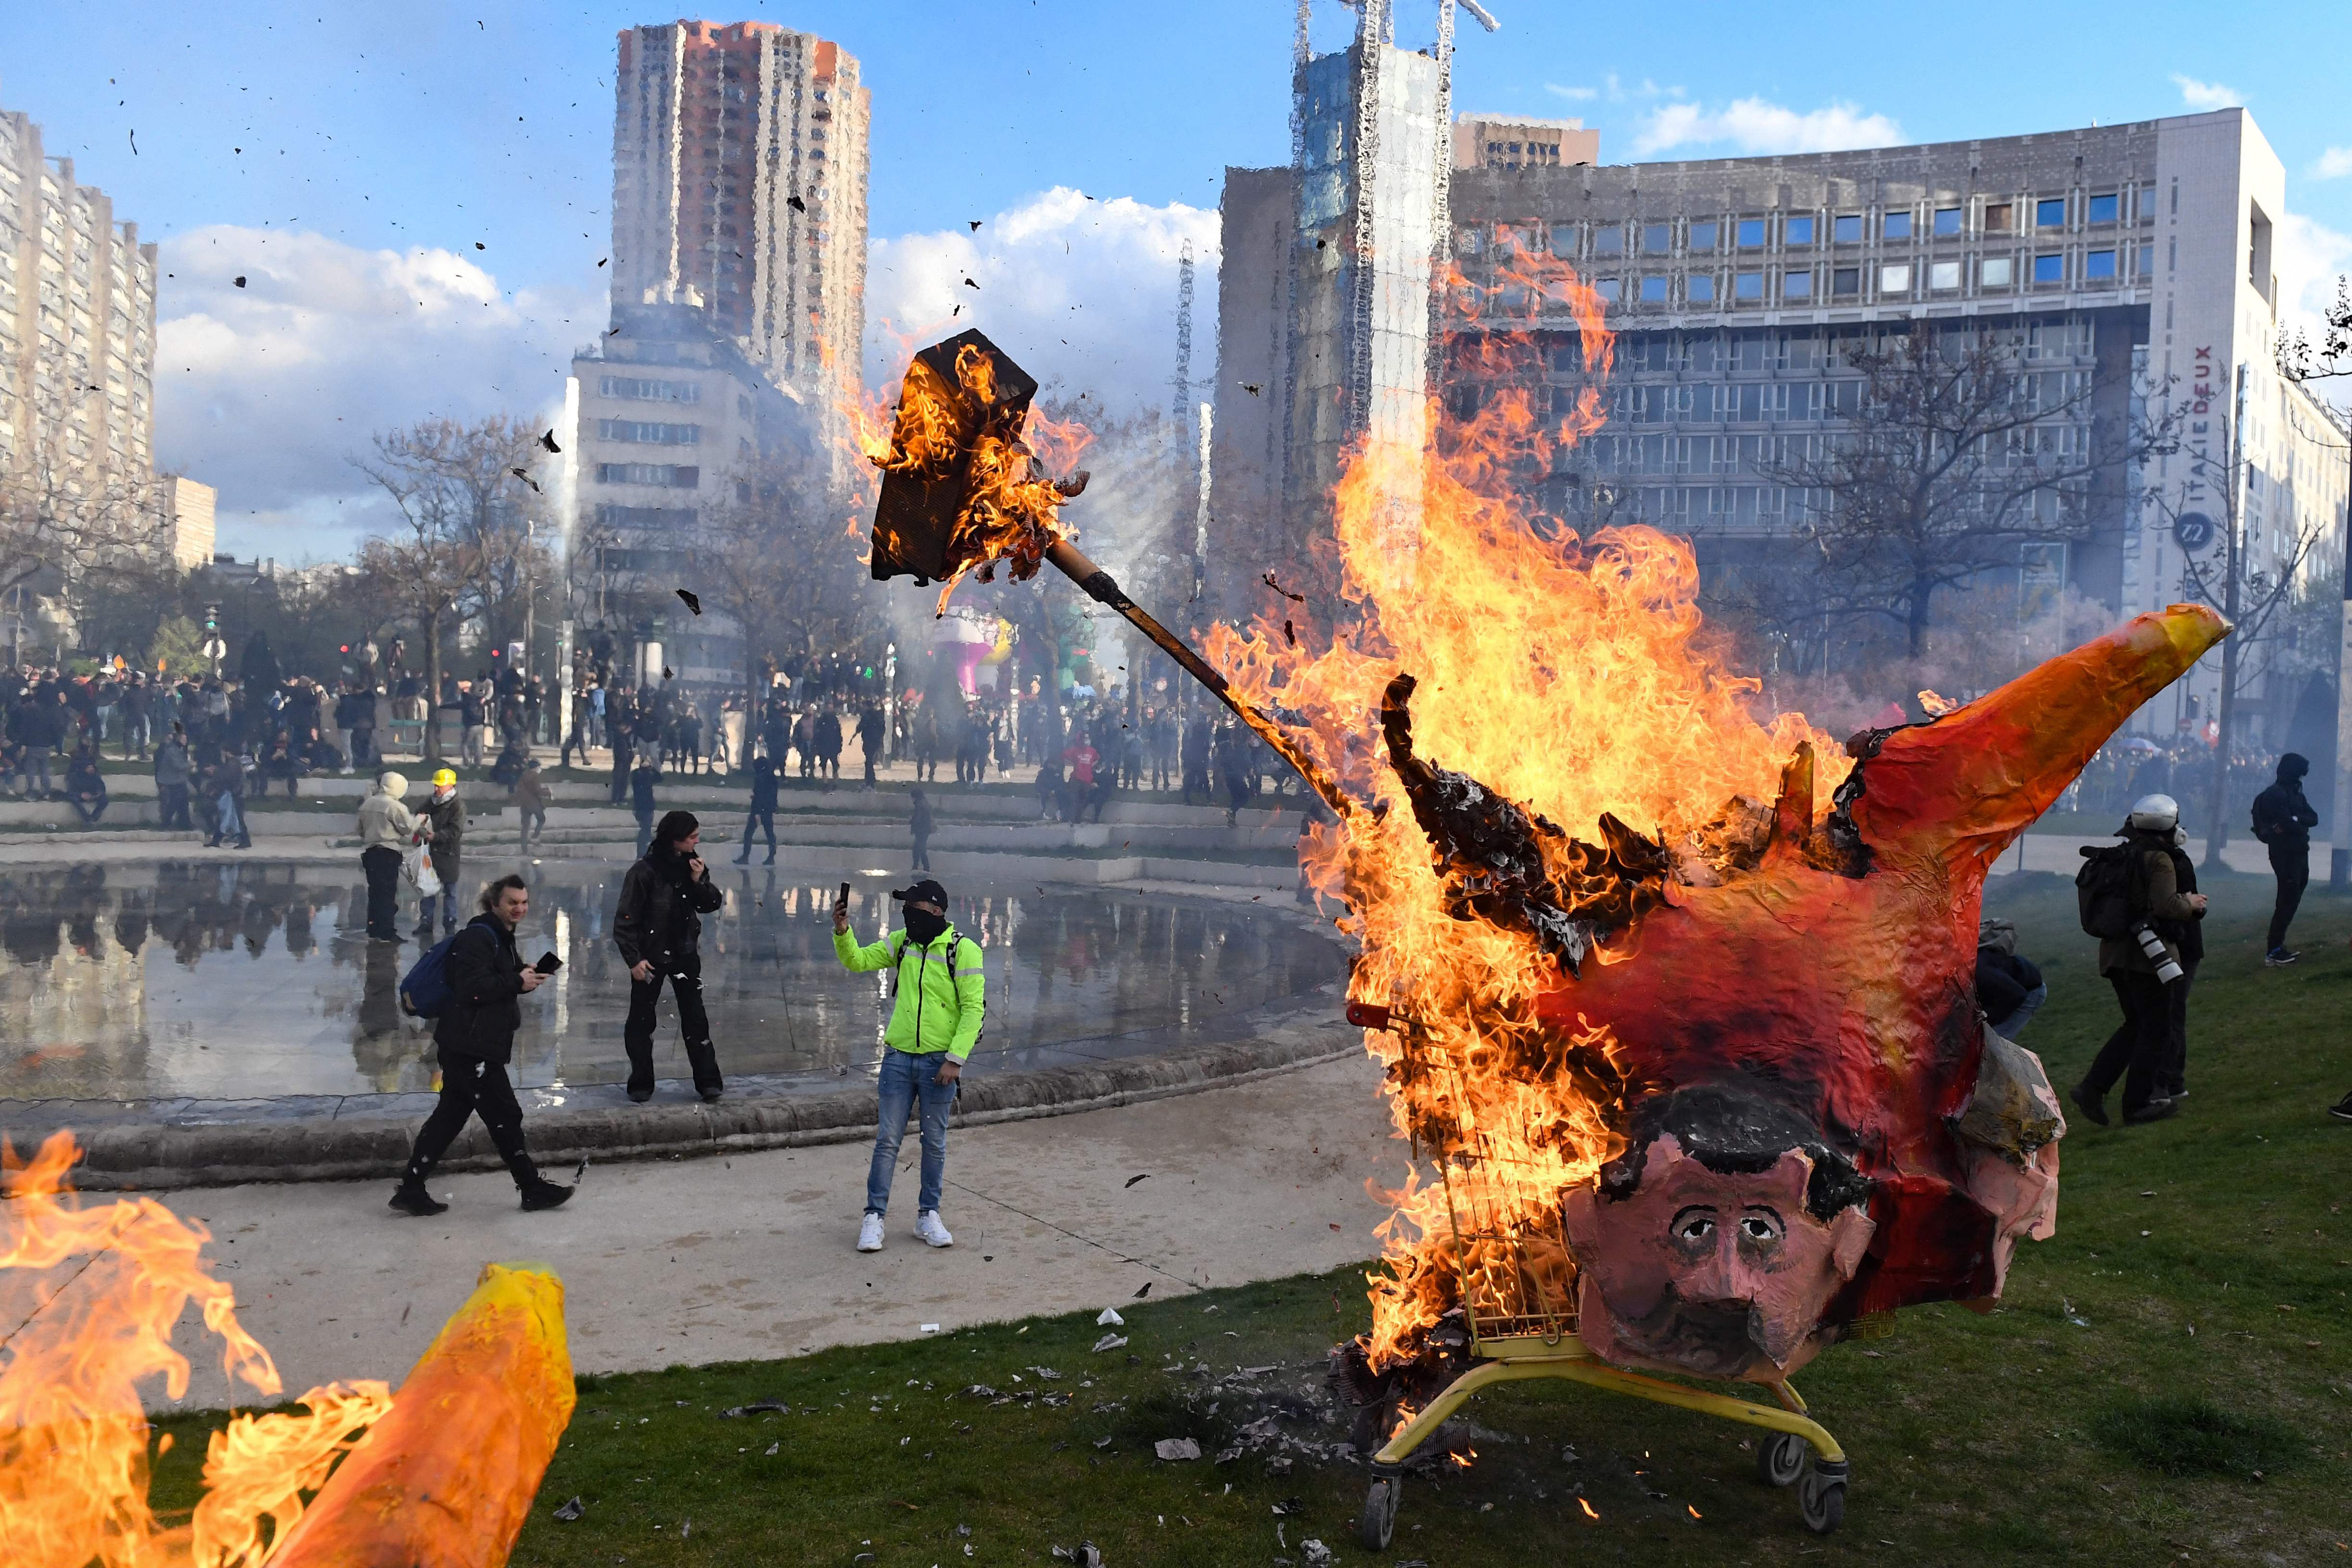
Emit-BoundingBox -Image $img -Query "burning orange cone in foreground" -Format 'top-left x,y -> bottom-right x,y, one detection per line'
1,1130 -> 572,1567
268,1262 -> 575,1568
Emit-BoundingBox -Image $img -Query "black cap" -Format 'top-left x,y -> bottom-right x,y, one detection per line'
892,879 -> 949,906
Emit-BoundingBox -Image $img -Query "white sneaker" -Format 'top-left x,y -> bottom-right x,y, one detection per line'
916,1210 -> 954,1248
856,1212 -> 885,1252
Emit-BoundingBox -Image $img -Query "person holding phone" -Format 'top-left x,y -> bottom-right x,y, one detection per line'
614,808 -> 728,1102
833,877 -> 985,1252
390,873 -> 573,1216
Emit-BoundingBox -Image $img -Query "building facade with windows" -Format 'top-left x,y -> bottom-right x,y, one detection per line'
610,19 -> 867,467
1451,114 -> 1599,174
1439,107 -> 2346,740
0,101 -> 160,528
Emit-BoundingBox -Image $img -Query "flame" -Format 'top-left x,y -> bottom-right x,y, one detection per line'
847,336 -> 1095,614
1201,252 -> 1846,1368
1688,1504 -> 1703,1520
1579,1496 -> 1601,1521
0,1132 -> 390,1567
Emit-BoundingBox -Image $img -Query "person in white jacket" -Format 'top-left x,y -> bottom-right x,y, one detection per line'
355,771 -> 420,943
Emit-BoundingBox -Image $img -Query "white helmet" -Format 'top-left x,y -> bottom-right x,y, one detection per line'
2126,794 -> 2179,832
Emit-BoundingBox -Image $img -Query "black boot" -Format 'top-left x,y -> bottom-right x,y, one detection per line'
389,1168 -> 448,1216
520,1176 -> 575,1210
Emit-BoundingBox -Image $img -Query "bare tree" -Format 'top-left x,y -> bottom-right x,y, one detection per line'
0,381 -> 173,650
354,415 -> 549,760
1760,324 -> 2178,657
2278,276 -> 2352,386
2151,368 -> 2340,866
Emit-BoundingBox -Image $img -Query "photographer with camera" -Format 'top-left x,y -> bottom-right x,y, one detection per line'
2071,794 -> 2206,1128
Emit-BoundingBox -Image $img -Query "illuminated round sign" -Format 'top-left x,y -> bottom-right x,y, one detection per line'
2174,512 -> 2216,552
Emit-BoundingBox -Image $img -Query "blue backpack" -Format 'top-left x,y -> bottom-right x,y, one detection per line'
400,931 -> 461,1018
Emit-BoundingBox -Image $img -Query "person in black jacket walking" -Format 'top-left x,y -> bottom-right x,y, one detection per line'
734,751 -> 779,865
615,809 -> 728,1102
389,873 -> 572,1215
2250,752 -> 2319,965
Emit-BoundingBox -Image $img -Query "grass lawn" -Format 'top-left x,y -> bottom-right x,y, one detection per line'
144,868 -> 2352,1564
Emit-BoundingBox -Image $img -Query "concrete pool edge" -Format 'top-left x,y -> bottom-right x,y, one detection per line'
54,992 -> 1366,1191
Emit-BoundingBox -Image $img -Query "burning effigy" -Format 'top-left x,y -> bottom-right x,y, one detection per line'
859,272 -> 2223,1536
0,1131 -> 575,1566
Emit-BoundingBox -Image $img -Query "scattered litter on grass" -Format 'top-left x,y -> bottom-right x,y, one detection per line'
765,1442 -> 780,1455
923,1323 -> 942,1334
1093,1334 -> 1128,1353
1301,1542 -> 1333,1567
1097,1308 -> 1125,1327
552,1496 -> 584,1521
1272,1496 -> 1305,1515
720,1400 -> 788,1418
1155,1438 -> 1202,1461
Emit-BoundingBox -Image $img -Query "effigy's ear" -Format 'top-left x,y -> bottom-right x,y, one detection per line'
1849,605 -> 2227,877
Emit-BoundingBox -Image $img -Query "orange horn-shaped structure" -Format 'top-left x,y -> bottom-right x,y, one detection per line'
269,1262 -> 575,1568
1545,605 -> 2227,1381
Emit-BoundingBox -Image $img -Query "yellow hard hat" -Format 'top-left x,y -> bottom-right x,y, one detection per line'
432,768 -> 457,787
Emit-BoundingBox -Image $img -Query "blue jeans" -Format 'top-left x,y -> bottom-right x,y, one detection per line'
865,1048 -> 957,1217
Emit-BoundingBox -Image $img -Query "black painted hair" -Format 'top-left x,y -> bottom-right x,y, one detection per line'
1595,1082 -> 1870,1220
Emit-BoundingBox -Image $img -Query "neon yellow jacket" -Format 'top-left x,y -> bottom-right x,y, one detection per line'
833,923 -> 987,1061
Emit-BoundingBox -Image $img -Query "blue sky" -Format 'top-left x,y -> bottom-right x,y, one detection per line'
7,0 -> 2349,556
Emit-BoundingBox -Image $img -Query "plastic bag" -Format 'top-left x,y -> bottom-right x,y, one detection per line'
404,844 -> 442,897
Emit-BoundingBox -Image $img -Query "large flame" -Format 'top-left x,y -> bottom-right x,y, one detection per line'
1205,255 -> 1847,1367
848,335 -> 1095,615
0,1132 -> 391,1567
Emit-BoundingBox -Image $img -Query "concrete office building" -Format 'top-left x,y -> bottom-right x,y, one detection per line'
1441,106 -> 2345,743
1452,113 -> 1599,173
0,99 -> 159,525
161,474 -> 215,571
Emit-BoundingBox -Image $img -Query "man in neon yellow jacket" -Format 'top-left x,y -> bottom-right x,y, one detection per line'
833,877 -> 985,1252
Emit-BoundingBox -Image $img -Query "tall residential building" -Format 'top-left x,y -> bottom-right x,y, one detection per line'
0,100 -> 159,517
1452,113 -> 1599,173
609,19 -> 868,428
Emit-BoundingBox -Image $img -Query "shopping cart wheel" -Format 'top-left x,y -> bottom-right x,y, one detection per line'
1755,1431 -> 1807,1488
1359,1472 -> 1401,1551
1798,1458 -> 1848,1535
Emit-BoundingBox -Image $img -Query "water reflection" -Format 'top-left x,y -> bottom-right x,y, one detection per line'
0,863 -> 1342,1103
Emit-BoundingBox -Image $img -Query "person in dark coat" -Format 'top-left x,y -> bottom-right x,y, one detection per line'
2249,752 -> 2319,965
630,755 -> 661,858
734,752 -> 779,865
909,786 -> 934,872
2072,795 -> 2205,1128
857,703 -> 886,789
389,872 -> 572,1215
1973,919 -> 2045,1037
64,742 -> 109,824
614,808 -> 727,1102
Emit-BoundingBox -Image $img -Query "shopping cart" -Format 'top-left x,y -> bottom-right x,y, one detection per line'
1337,1002 -> 1851,1549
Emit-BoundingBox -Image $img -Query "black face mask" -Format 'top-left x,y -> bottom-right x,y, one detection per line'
904,907 -> 948,946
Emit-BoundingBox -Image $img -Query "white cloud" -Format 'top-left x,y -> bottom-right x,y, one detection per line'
2171,74 -> 2241,111
2313,147 -> 2352,180
1544,82 -> 1597,102
2275,208 -> 2352,344
1630,97 -> 1902,158
863,188 -> 1218,417
156,226 -> 595,561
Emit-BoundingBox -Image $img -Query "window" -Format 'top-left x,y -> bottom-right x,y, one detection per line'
2087,193 -> 2119,225
1880,263 -> 1912,293
1640,275 -> 1669,303
1734,270 -> 1764,301
1984,202 -> 2013,234
1832,267 -> 1861,297
1833,214 -> 1862,243
1688,220 -> 1718,252
1929,260 -> 1961,290
2036,197 -> 2067,228
599,375 -> 701,404
1594,277 -> 1621,302
1933,207 -> 1962,237
1549,222 -> 1578,254
1736,218 -> 1765,248
1592,226 -> 1624,257
1883,212 -> 1913,241
1981,256 -> 2013,287
2137,242 -> 2155,276
1642,222 -> 1672,255
2033,252 -> 2065,283
1784,216 -> 1815,245
2084,248 -> 2117,280
1686,273 -> 1716,303
1457,227 -> 1484,257
597,419 -> 701,445
1782,269 -> 1812,300
596,463 -> 699,488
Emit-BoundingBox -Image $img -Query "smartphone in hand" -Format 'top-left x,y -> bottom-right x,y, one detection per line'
534,951 -> 564,975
